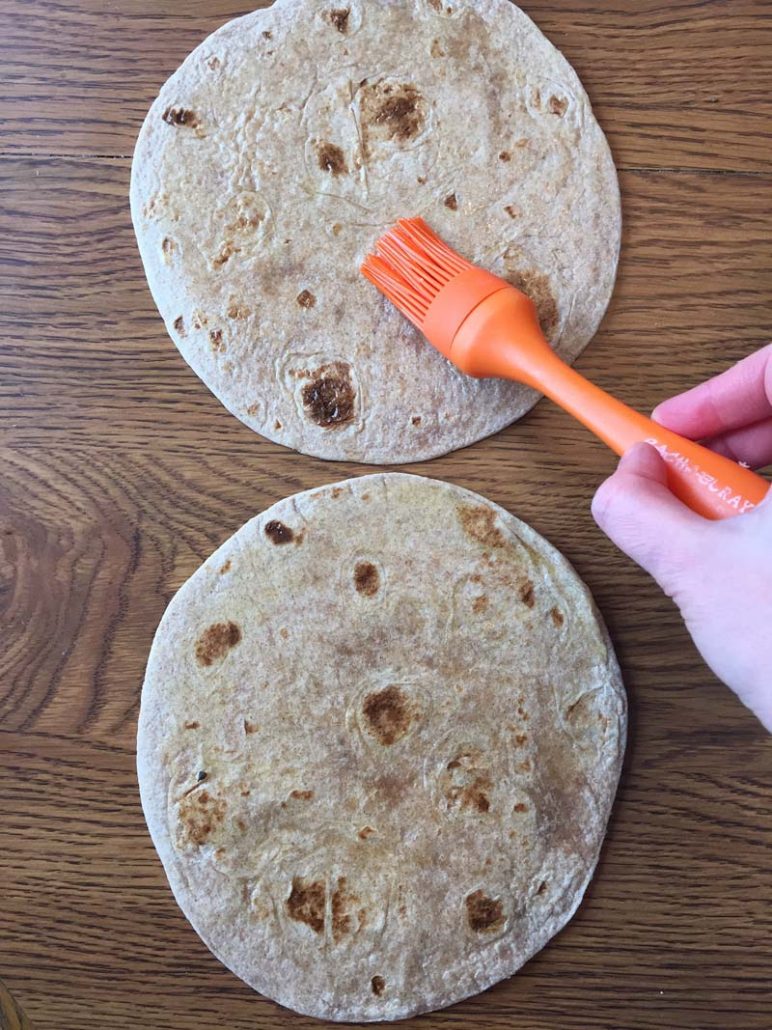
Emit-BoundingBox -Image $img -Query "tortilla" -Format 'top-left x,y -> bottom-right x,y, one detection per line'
137,473 -> 625,1021
130,0 -> 621,463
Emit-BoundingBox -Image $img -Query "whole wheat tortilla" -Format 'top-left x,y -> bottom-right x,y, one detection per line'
137,473 -> 625,1021
130,0 -> 620,463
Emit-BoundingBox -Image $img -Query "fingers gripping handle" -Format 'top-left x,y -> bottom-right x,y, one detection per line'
524,354 -> 769,519
449,289 -> 770,520
531,358 -> 770,519
632,424 -> 769,518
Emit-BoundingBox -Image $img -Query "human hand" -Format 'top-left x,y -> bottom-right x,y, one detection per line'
592,344 -> 772,731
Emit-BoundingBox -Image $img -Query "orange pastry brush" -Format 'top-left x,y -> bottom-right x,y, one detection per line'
362,217 -> 769,520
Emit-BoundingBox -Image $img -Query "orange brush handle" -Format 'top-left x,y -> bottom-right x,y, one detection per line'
450,285 -> 769,520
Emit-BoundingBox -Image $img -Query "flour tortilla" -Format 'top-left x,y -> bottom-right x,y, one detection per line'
137,473 -> 625,1021
130,0 -> 620,463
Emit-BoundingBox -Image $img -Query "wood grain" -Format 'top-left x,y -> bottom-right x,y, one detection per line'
1,0 -> 771,170
1,2 -> 771,1029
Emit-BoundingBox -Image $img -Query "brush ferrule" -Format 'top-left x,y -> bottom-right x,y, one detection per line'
422,267 -> 508,360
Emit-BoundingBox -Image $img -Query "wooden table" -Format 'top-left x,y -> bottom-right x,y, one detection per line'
1,2 -> 771,1028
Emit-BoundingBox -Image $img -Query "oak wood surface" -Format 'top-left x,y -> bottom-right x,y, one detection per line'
1,2 -> 771,1029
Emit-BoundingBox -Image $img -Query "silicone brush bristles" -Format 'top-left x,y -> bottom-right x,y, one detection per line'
361,217 -> 473,328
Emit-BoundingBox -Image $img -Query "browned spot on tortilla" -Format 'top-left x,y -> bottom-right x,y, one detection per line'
373,773 -> 405,802
265,520 -> 294,545
183,721 -> 199,730
241,788 -> 251,797
362,685 -> 411,745
195,621 -> 241,666
354,561 -> 379,596
162,106 -> 198,127
331,487 -> 343,498
162,237 -> 175,258
287,877 -> 325,934
246,403 -> 259,416
458,504 -> 506,548
209,328 -> 225,352
228,199 -> 264,232
317,141 -> 347,175
213,242 -> 238,268
499,150 -> 511,161
360,82 -> 425,149
518,758 -> 532,772
206,55 -> 221,70
219,559 -> 232,574
244,720 -> 258,734
427,0 -> 441,9
236,818 -> 246,831
466,890 -> 504,933
507,268 -> 559,337
537,880 -> 548,895
411,415 -> 422,426
173,315 -> 186,337
514,802 -> 528,813
227,301 -> 250,319
262,29 -> 272,39
327,7 -> 350,32
362,493 -> 371,501
297,289 -> 316,309
331,222 -> 342,236
330,877 -> 358,942
301,362 -> 355,428
358,825 -> 375,840
549,95 -> 568,116
279,627 -> 289,639
504,204 -> 520,219
519,580 -> 535,607
550,606 -> 564,627
274,419 -> 282,429
444,750 -> 492,813
371,975 -> 386,996
515,733 -> 527,746
143,194 -> 161,219
471,594 -> 489,614
444,192 -> 458,211
290,789 -> 314,800
430,39 -> 444,58
417,175 -> 427,185
178,788 -> 226,846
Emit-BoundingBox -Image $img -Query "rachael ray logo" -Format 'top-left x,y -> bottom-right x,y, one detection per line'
645,438 -> 757,514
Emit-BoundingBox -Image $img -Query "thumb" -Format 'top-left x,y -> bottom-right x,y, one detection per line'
592,442 -> 708,595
